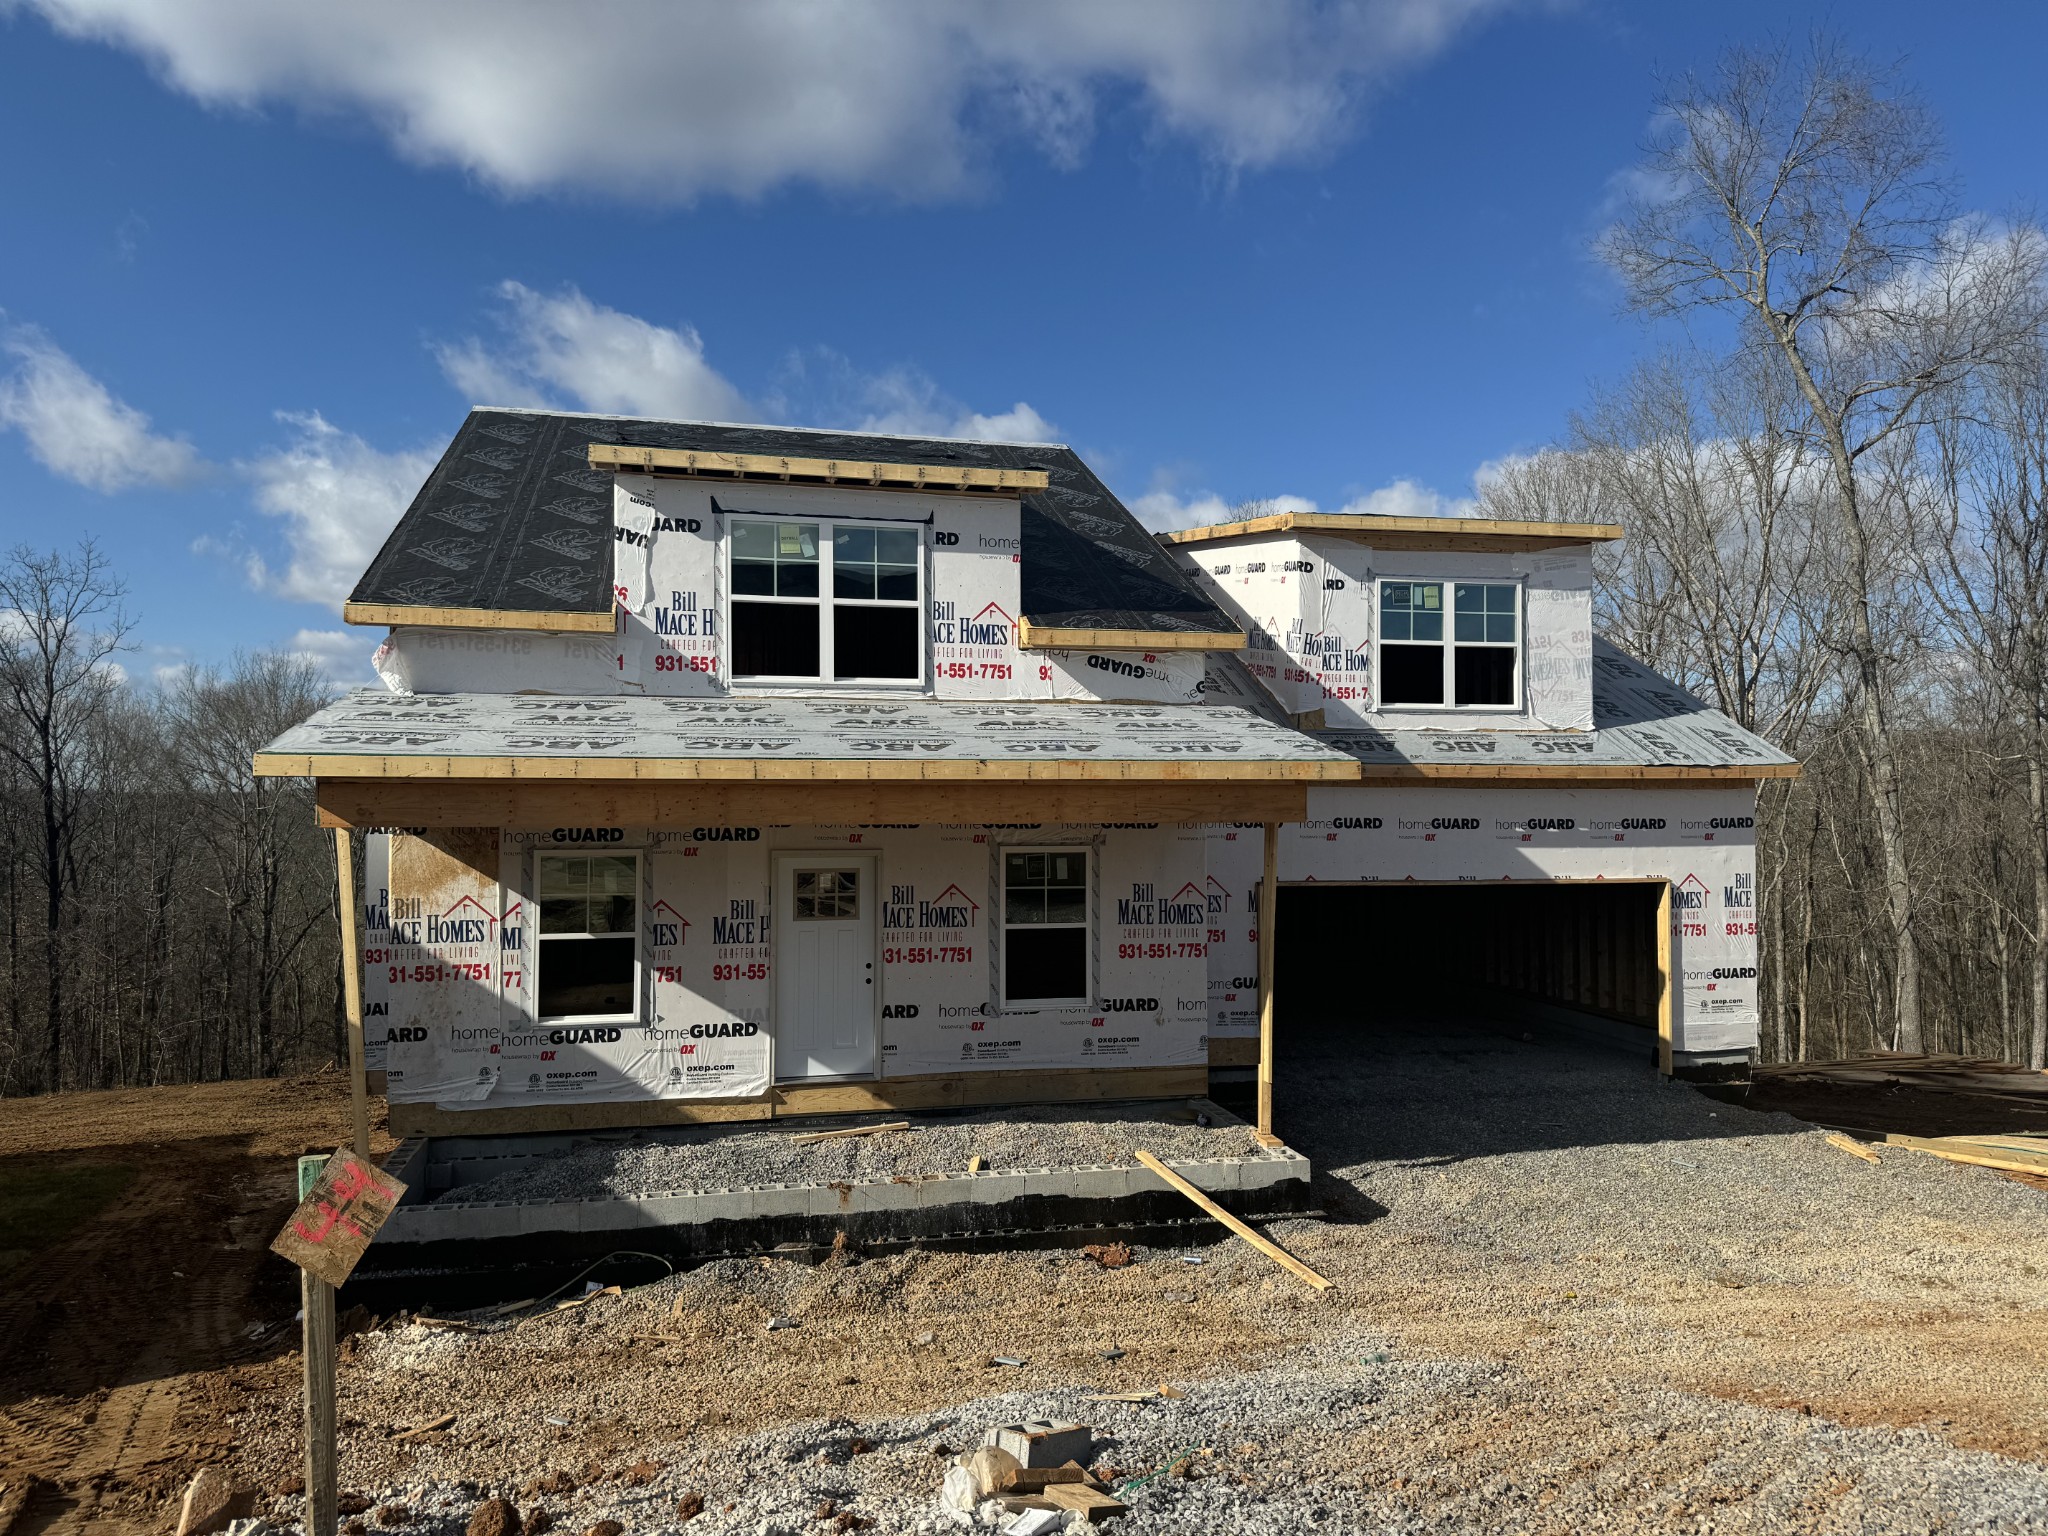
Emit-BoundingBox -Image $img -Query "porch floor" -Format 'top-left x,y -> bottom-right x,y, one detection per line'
358,1098 -> 1311,1303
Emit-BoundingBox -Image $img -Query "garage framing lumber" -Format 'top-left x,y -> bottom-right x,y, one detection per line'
312,778 -> 1311,828
1256,822 -> 1279,1140
1655,878 -> 1674,1076
1014,618 -> 1247,652
331,828 -> 371,1159
1161,511 -> 1624,551
340,602 -> 616,633
588,442 -> 1050,494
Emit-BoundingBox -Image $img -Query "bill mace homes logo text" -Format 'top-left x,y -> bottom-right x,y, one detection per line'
933,600 -> 1013,648
714,898 -> 762,946
1118,882 -> 1207,927
650,899 -> 689,949
883,882 -> 979,931
383,892 -> 498,948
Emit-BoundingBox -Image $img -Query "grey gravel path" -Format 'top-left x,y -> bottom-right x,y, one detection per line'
228,1007 -> 2048,1535
293,1339 -> 2048,1535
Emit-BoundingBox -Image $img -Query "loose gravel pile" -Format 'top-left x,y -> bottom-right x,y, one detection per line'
431,1103 -> 1261,1205
220,1011 -> 2048,1534
267,1340 -> 2048,1535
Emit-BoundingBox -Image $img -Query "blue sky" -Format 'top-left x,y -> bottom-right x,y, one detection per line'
1,0 -> 2043,686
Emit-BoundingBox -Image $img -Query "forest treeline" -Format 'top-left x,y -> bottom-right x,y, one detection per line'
1481,40 -> 2048,1068
3,40 -> 2046,1095
0,541 -> 340,1094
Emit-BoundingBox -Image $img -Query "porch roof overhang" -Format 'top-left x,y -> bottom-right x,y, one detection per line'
257,691 -> 1359,828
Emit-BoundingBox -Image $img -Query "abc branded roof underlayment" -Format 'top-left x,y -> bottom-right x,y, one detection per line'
255,638 -> 1792,780
253,694 -> 1361,778
349,408 -> 1235,637
1201,638 -> 1797,776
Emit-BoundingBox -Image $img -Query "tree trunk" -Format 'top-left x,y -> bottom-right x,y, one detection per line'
2031,731 -> 2048,1069
43,800 -> 63,1093
1763,319 -> 1922,1053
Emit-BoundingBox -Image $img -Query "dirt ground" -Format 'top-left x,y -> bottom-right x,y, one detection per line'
0,1073 -> 394,1536
2,1031 -> 2045,1535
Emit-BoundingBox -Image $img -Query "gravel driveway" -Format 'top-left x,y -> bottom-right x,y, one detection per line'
227,1008 -> 2048,1534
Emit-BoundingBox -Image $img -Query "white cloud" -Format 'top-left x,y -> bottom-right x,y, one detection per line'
240,412 -> 439,611
777,349 -> 1059,441
436,282 -> 751,420
0,326 -> 203,491
11,0 -> 1521,203
286,626 -> 378,689
1131,476 -> 1479,532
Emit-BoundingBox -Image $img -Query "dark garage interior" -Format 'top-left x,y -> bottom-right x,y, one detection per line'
1275,880 -> 1666,1036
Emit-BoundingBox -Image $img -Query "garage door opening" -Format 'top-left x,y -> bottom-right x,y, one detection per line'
1275,881 -> 1667,1043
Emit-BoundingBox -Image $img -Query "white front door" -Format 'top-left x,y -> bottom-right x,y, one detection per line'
774,854 -> 878,1079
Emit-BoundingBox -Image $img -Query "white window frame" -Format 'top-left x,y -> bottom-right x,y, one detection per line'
724,515 -> 927,689
998,844 -> 1093,1009
1373,576 -> 1524,713
535,848 -> 643,1025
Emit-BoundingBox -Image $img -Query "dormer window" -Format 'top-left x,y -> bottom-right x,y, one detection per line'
730,517 -> 923,684
1378,580 -> 1521,709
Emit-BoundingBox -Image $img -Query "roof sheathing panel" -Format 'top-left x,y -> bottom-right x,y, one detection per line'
1202,639 -> 1797,778
1163,511 -> 1624,550
349,409 -> 1233,635
255,691 -> 1358,781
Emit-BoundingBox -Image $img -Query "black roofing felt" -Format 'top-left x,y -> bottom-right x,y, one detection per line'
349,409 -> 1233,633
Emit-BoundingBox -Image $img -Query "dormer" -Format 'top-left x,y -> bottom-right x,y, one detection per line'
342,409 -> 1248,704
1164,510 -> 1622,732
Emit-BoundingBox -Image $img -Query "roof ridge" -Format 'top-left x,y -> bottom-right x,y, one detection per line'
470,405 -> 1069,451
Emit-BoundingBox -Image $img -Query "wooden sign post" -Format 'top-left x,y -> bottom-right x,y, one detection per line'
273,1148 -> 406,1536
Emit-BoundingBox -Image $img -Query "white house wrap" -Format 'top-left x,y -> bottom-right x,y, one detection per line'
260,410 -> 1798,1135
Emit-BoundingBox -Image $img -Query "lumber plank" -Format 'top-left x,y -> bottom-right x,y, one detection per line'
588,442 -> 1050,492
1655,879 -> 1673,1077
1257,821 -> 1278,1136
1161,511 -> 1623,548
1039,1482 -> 1127,1521
342,601 -> 615,633
312,777 -> 1312,830
1884,1133 -> 2048,1175
1015,618 -> 1245,652
331,828 -> 370,1160
1823,1132 -> 1881,1164
791,1120 -> 910,1145
1207,1036 -> 1259,1067
1133,1148 -> 1332,1290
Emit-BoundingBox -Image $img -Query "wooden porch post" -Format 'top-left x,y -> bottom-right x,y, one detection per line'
1656,877 -> 1675,1077
333,826 -> 370,1159
1256,821 -> 1279,1141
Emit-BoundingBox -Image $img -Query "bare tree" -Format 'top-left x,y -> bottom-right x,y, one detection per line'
0,542 -> 132,1090
168,654 -> 333,1078
1599,38 -> 2048,1051
1912,306 -> 2048,1066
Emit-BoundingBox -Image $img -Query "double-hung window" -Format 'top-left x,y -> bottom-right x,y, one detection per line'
1378,580 -> 1521,709
730,518 -> 923,684
1001,848 -> 1089,1006
537,852 -> 639,1021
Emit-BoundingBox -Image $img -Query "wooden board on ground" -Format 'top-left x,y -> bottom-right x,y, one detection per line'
1133,1148 -> 1332,1291
1039,1482 -> 1128,1522
269,1148 -> 407,1289
1824,1132 -> 1881,1164
791,1120 -> 910,1145
1884,1132 -> 2048,1176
